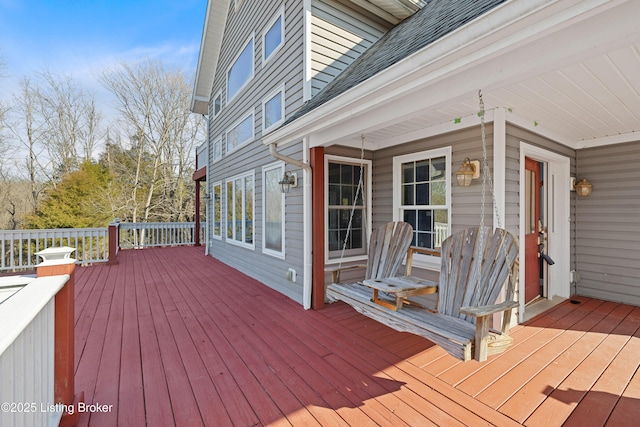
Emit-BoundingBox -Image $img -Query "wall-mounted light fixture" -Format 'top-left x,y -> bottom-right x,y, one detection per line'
456,158 -> 480,186
279,171 -> 297,193
573,178 -> 592,197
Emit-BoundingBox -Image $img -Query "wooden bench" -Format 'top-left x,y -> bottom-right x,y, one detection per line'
327,226 -> 519,362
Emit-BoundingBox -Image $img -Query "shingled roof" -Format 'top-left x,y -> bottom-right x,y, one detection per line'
284,0 -> 507,126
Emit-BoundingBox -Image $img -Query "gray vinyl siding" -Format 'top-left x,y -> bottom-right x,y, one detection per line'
575,141 -> 640,305
206,0 -> 307,304
310,0 -> 387,97
372,126 -> 494,233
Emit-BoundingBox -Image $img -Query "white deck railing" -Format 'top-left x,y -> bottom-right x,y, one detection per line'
0,228 -> 108,271
0,274 -> 69,427
118,222 -> 207,249
0,222 -> 206,271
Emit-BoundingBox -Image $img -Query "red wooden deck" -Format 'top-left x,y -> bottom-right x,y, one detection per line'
73,246 -> 640,426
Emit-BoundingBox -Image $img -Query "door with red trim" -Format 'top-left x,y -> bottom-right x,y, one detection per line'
524,157 -> 541,304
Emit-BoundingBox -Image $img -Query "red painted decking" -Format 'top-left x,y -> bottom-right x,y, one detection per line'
73,246 -> 640,426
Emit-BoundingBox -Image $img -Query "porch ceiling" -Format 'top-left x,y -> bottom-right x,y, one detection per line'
265,0 -> 640,152
357,39 -> 640,151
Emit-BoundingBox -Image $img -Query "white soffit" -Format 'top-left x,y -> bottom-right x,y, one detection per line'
346,0 -> 424,23
191,0 -> 231,114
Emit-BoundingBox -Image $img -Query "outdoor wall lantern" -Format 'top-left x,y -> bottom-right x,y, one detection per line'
456,158 -> 480,186
279,171 -> 298,193
573,178 -> 593,197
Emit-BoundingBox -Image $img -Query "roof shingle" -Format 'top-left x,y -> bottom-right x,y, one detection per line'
284,0 -> 507,125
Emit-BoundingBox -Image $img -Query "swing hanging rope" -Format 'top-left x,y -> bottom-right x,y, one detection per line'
337,134 -> 367,271
334,93 -> 514,293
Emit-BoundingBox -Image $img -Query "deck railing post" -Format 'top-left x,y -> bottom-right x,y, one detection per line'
194,180 -> 201,246
108,219 -> 120,265
36,247 -> 84,427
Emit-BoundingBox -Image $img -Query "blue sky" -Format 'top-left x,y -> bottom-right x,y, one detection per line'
0,0 -> 206,99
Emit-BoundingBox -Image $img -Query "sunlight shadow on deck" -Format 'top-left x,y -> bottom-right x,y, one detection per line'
72,247 -> 640,426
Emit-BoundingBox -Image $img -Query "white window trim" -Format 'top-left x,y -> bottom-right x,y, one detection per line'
262,7 -> 285,64
226,34 -> 254,104
212,90 -> 223,118
262,162 -> 286,259
212,181 -> 223,240
225,170 -> 255,250
262,85 -> 285,133
392,147 -> 452,271
324,155 -> 373,265
225,110 -> 254,155
212,136 -> 223,163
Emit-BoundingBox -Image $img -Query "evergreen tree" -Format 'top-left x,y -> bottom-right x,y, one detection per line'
25,161 -> 113,229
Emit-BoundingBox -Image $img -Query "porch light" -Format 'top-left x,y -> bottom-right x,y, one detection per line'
456,158 -> 480,187
279,171 -> 297,193
574,178 -> 593,197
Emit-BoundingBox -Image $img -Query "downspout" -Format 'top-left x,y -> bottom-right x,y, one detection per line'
269,142 -> 313,310
205,116 -> 211,257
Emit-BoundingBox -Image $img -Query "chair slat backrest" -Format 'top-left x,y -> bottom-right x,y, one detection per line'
365,222 -> 414,281
438,227 -> 518,321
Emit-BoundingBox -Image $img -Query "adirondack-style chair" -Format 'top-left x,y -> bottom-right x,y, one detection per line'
326,221 -> 414,285
327,226 -> 519,362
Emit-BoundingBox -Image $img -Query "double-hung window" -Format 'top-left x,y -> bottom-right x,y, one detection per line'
212,136 -> 222,162
393,148 -> 451,251
212,91 -> 222,117
263,9 -> 284,63
226,112 -> 254,153
262,85 -> 285,132
227,36 -> 254,103
226,171 -> 255,248
262,162 -> 285,257
212,182 -> 222,239
326,156 -> 371,261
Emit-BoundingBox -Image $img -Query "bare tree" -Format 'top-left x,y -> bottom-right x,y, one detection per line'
36,69 -> 101,177
98,59 -> 204,224
9,78 -> 51,209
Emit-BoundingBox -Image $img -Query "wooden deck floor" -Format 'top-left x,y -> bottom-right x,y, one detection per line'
73,246 -> 640,426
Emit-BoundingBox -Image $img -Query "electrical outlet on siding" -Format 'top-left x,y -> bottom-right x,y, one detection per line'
286,268 -> 296,283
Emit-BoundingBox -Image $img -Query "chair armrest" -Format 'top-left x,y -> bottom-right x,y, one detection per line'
459,300 -> 519,318
324,264 -> 367,284
406,246 -> 441,275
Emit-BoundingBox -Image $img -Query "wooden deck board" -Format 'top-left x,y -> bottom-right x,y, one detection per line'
473,301 -> 630,407
71,247 -> 640,426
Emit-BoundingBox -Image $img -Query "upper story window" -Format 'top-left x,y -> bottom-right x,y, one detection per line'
263,10 -> 284,63
212,136 -> 222,162
226,112 -> 254,154
262,85 -> 285,132
213,91 -> 222,117
227,36 -> 254,103
393,147 -> 451,251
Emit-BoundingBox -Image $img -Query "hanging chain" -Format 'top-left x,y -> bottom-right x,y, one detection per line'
338,134 -> 367,271
478,90 -> 487,288
478,90 -> 516,296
